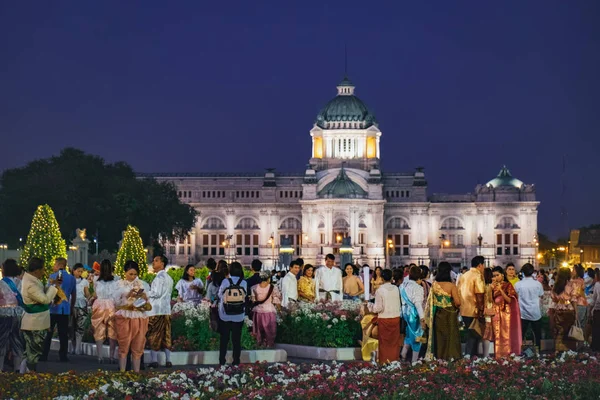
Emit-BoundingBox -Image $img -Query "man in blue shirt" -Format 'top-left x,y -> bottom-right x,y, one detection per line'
40,257 -> 76,362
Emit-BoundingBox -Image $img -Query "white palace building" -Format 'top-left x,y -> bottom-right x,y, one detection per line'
144,77 -> 539,270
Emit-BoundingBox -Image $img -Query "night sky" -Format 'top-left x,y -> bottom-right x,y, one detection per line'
1,1 -> 599,240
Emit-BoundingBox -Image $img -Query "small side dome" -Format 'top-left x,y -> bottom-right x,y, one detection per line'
318,167 -> 367,199
486,166 -> 524,189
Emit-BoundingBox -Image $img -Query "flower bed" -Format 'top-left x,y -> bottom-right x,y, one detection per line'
3,352 -> 600,399
170,302 -> 259,351
276,300 -> 362,348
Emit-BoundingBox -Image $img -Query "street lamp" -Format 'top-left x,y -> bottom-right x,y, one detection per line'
386,238 -> 393,268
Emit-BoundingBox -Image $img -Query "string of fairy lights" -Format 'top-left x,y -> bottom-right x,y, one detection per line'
115,225 -> 148,277
19,204 -> 67,274
19,206 -> 147,278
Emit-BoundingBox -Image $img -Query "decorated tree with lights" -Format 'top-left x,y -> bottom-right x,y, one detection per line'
20,204 -> 67,274
114,225 -> 148,278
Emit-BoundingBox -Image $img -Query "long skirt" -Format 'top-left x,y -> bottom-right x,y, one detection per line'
592,310 -> 600,352
91,301 -> 116,341
252,312 -> 276,347
553,309 -> 577,352
433,307 -> 461,361
115,316 -> 149,359
0,315 -> 24,369
71,307 -> 88,340
378,317 -> 400,364
147,315 -> 172,351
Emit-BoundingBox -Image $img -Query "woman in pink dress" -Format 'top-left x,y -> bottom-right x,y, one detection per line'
491,266 -> 522,358
250,271 -> 281,347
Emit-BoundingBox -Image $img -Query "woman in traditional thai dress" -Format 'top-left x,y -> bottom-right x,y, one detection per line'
90,260 -> 119,363
491,266 -> 522,358
175,264 -> 204,304
297,264 -> 316,302
551,267 -> 577,352
250,271 -> 281,347
424,262 -> 461,361
571,264 -> 588,346
114,261 -> 150,372
400,266 -> 425,364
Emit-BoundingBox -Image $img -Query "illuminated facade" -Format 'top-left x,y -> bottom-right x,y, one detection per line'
145,77 -> 539,270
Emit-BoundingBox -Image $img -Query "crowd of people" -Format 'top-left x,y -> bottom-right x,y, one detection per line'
0,255 -> 173,373
1,252 -> 599,372
359,256 -> 600,364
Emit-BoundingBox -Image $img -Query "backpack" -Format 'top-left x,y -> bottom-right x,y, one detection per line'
223,277 -> 247,315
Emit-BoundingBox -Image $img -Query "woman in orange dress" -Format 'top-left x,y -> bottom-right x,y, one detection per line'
491,266 -> 522,358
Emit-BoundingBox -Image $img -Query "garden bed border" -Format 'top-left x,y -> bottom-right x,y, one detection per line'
51,339 -> 287,365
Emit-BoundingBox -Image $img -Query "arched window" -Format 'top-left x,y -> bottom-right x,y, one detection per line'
279,218 -> 302,230
496,216 -> 519,230
235,217 -> 259,230
202,217 -> 225,230
386,217 -> 410,230
440,217 -> 463,230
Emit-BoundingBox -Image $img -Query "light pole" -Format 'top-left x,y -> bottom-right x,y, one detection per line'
386,238 -> 393,268
268,234 -> 275,269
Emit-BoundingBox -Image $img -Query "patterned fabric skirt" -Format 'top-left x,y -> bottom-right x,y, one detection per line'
147,315 -> 172,351
71,307 -> 88,339
22,330 -> 46,366
378,317 -> 400,364
0,315 -> 24,364
553,309 -> 577,352
433,307 -> 461,361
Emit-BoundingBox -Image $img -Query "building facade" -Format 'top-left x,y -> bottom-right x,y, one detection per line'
145,77 -> 539,270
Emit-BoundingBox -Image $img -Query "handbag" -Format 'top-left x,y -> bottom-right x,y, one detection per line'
568,320 -> 585,342
521,327 -> 538,358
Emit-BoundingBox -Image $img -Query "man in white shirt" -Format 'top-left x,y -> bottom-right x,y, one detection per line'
280,261 -> 300,308
314,254 -> 343,302
515,263 -> 544,350
146,255 -> 174,368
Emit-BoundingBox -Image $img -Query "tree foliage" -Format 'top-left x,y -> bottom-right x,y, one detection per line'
20,204 -> 67,275
0,148 -> 197,252
114,225 -> 148,278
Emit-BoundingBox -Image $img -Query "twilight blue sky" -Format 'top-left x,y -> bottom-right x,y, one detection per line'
1,1 -> 599,239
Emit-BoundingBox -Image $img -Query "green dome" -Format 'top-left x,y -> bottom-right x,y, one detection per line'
319,168 -> 367,199
315,77 -> 377,129
486,166 -> 523,188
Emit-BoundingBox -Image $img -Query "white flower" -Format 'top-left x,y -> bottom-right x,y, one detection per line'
327,324 -> 332,329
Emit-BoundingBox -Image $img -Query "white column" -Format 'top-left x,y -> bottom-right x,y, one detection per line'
311,137 -> 315,158
376,137 -> 381,159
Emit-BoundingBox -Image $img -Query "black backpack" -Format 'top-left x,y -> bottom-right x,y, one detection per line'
223,278 -> 247,315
